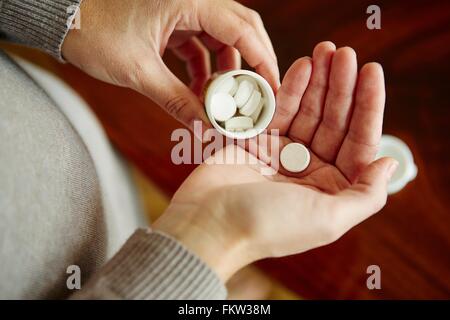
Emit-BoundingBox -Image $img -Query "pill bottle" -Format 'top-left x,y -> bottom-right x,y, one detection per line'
204,70 -> 276,140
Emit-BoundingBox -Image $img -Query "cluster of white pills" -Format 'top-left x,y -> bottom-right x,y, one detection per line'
210,75 -> 265,132
280,143 -> 311,173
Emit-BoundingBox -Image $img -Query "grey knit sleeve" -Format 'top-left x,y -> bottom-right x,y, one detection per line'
0,0 -> 81,60
70,229 -> 227,300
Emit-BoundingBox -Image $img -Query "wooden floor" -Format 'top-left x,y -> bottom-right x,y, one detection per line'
3,0 -> 449,299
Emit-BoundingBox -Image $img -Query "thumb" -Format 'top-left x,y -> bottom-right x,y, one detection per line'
136,56 -> 210,133
334,157 -> 398,232
354,157 -> 398,191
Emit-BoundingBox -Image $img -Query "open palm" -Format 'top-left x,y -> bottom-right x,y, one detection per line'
178,42 -> 386,197
157,43 -> 396,280
261,41 -> 385,194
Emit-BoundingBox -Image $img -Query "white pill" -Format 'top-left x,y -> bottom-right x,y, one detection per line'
280,143 -> 311,173
211,93 -> 237,122
250,97 -> 265,123
216,76 -> 238,96
234,80 -> 255,107
239,90 -> 262,117
236,75 -> 258,88
225,116 -> 254,131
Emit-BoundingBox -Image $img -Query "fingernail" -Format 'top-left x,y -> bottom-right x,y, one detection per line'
386,160 -> 399,180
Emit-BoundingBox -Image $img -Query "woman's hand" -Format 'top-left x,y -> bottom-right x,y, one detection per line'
62,0 -> 279,130
153,42 -> 398,282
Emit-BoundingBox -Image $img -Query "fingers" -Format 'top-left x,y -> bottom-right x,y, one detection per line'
336,63 -> 386,182
288,41 -> 336,144
270,57 -> 312,135
172,37 -> 211,96
136,56 -> 210,133
310,47 -> 358,162
198,33 -> 242,71
217,46 -> 241,71
198,1 -> 280,90
330,157 -> 398,235
230,1 -> 277,62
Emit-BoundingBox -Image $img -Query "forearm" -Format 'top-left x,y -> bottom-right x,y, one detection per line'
0,0 -> 81,60
71,229 -> 227,300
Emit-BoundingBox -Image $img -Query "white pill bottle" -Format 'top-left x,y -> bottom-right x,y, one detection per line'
204,70 -> 276,140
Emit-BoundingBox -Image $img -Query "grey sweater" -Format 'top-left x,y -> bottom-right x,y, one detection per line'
0,0 -> 226,299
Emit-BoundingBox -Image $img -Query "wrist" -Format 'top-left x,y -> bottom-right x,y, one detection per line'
153,203 -> 251,282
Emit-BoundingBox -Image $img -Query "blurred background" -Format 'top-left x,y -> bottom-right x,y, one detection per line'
1,0 -> 449,299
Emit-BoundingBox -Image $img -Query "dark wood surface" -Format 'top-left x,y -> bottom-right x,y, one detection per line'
4,0 -> 449,299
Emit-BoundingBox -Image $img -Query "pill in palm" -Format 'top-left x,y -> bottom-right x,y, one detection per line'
211,93 -> 237,122
239,90 -> 262,117
216,76 -> 238,95
280,143 -> 311,173
234,79 -> 255,107
225,116 -> 254,131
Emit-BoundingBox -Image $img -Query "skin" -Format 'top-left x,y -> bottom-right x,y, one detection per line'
153,42 -> 398,282
62,0 -> 280,131
61,1 -> 395,284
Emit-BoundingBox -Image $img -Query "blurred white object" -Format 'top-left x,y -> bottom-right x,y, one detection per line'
377,134 -> 418,194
